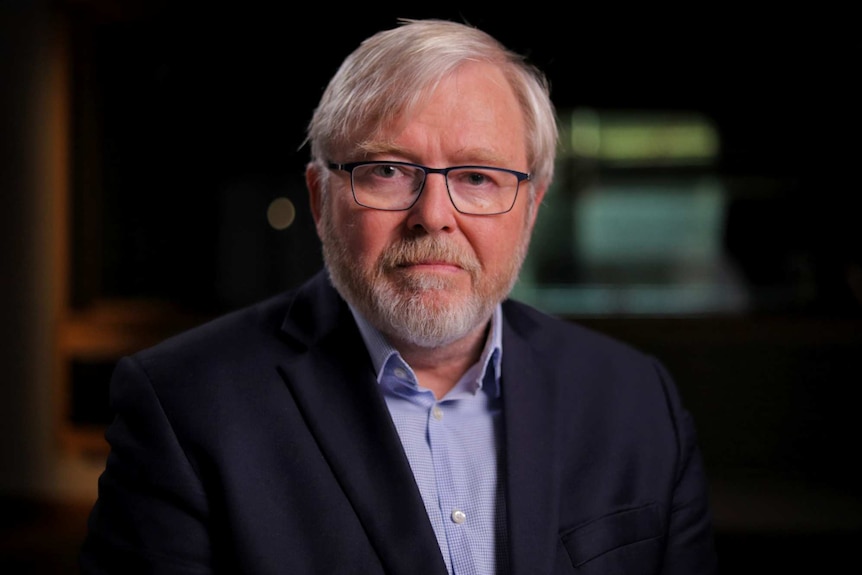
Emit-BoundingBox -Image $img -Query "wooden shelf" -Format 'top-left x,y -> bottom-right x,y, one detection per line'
54,299 -> 213,457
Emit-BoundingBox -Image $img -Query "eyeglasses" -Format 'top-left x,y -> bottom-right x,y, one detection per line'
327,160 -> 531,216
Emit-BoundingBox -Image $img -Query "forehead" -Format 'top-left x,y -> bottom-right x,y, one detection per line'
359,61 -> 529,166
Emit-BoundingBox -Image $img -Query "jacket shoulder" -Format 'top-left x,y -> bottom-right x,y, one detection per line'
502,298 -> 648,361
137,271 -> 340,365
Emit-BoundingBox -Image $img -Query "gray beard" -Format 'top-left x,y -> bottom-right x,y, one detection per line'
318,203 -> 528,348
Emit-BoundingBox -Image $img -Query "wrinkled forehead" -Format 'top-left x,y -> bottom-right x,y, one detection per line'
336,62 -> 528,162
326,74 -> 443,160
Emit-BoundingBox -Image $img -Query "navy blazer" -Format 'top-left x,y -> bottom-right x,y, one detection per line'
80,270 -> 718,574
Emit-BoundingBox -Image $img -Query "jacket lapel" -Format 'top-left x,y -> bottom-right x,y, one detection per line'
278,273 -> 448,574
501,304 -> 561,575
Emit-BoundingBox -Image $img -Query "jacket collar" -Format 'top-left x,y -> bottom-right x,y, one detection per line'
277,271 -> 449,574
500,300 -> 562,575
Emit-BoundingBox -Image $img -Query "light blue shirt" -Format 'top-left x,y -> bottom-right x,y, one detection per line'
350,304 -> 508,575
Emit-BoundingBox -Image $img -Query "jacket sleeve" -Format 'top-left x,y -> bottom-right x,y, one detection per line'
79,355 -> 215,574
656,359 -> 719,575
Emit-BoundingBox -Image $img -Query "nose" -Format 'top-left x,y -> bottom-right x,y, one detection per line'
404,172 -> 458,232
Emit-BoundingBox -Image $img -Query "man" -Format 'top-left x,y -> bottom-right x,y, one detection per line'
80,18 -> 719,575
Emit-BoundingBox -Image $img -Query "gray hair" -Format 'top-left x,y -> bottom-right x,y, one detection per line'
305,18 -> 558,195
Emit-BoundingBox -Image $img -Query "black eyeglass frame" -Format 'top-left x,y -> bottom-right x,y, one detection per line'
327,160 -> 532,216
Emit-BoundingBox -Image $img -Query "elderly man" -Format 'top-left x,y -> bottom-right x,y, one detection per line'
80,18 -> 719,575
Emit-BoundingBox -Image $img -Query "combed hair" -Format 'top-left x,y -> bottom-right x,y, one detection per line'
305,18 -> 559,192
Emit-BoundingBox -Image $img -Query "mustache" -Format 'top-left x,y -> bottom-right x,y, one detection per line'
380,236 -> 481,274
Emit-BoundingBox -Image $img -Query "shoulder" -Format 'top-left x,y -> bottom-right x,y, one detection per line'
500,298 -> 682,406
137,290 -> 295,366
130,272 -> 346,386
137,271 -> 341,366
500,300 -> 694,446
501,298 -> 648,362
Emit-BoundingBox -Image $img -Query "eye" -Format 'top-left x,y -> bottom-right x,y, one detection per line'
352,163 -> 425,195
354,163 -> 410,182
370,164 -> 401,178
465,171 -> 489,186
452,168 -> 503,189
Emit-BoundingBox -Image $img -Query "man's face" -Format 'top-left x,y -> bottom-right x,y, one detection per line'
310,61 -> 546,348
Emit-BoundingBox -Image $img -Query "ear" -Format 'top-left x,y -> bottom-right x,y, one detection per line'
526,182 -> 548,233
305,162 -> 325,236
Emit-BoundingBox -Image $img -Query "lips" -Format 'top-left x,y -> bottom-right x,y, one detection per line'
398,259 -> 460,268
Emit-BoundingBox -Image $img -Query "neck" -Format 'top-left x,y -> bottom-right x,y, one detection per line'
393,321 -> 490,400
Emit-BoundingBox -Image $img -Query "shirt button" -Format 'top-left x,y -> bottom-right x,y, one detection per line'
393,367 -> 407,379
451,509 -> 466,524
432,405 -> 443,420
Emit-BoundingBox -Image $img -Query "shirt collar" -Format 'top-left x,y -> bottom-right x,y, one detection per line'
349,304 -> 503,398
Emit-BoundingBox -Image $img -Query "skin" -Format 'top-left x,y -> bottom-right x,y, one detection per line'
307,61 -> 548,398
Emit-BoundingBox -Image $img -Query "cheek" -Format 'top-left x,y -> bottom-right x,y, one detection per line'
469,220 -> 526,268
338,209 -> 402,263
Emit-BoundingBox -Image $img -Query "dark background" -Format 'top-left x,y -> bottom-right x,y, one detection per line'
65,2 -> 859,313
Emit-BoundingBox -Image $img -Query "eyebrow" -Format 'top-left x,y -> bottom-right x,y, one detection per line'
359,142 -> 510,167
